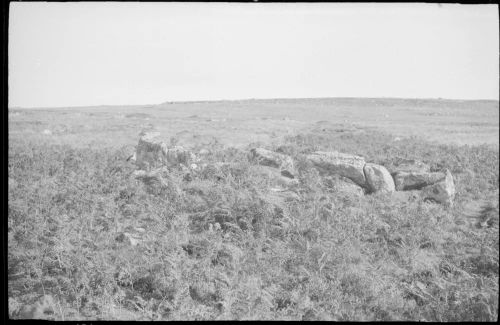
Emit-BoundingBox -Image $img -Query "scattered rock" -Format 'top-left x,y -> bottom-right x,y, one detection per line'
420,169 -> 455,206
393,170 -> 447,191
135,132 -> 168,171
250,148 -> 296,179
115,232 -> 142,246
307,151 -> 366,187
364,163 -> 395,193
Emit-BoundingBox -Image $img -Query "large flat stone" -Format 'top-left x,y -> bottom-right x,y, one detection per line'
389,158 -> 430,174
307,151 -> 366,187
393,171 -> 447,191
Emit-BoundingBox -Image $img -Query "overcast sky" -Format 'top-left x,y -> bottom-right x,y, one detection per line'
9,2 -> 499,108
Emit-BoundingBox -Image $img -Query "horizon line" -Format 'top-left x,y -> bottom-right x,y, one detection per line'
9,96 -> 500,110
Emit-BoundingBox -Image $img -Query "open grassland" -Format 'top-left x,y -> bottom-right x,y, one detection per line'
8,97 -> 499,149
8,98 -> 499,320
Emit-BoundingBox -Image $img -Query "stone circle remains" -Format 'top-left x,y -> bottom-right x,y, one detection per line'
131,132 -> 456,206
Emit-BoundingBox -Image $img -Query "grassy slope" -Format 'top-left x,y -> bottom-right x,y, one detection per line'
8,128 -> 499,321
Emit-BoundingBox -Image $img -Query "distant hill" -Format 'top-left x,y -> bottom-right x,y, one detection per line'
158,97 -> 499,108
10,97 -> 499,111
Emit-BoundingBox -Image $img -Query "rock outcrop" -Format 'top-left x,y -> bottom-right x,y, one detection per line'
364,163 -> 395,193
306,151 -> 366,187
250,148 -> 296,178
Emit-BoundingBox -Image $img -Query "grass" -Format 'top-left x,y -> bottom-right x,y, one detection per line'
8,128 -> 499,321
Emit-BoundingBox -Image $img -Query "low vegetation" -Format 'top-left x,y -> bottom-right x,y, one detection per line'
8,128 -> 499,321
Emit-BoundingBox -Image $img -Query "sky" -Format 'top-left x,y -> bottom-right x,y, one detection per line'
8,2 -> 499,108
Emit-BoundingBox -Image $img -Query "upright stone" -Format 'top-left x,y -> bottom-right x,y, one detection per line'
364,163 -> 395,193
135,132 -> 168,171
306,151 -> 366,187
